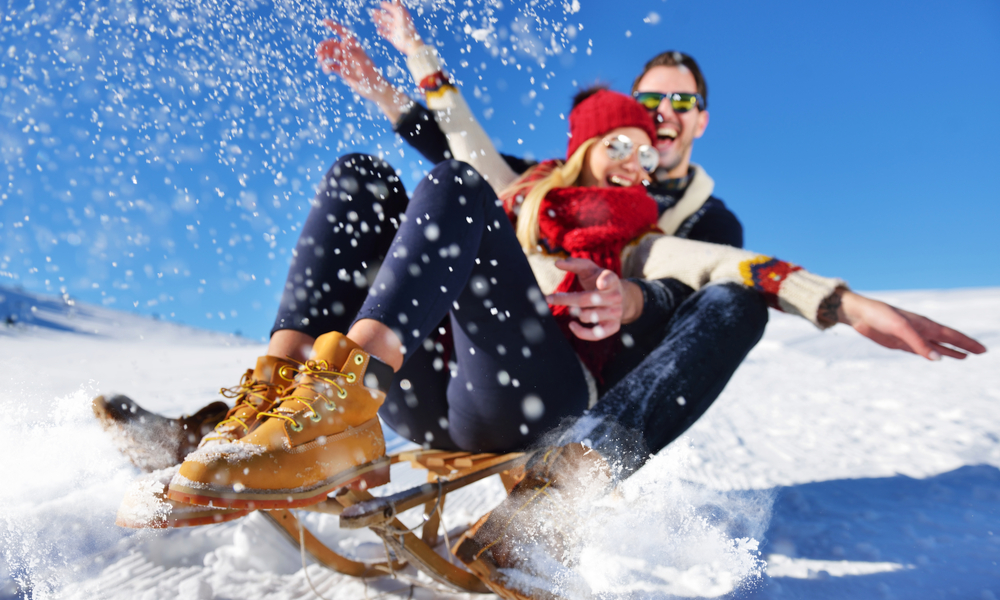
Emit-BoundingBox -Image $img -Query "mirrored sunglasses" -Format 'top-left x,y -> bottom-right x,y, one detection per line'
604,134 -> 659,173
633,91 -> 704,113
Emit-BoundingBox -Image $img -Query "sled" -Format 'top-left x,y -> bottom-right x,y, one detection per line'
279,448 -> 526,593
121,447 -> 527,593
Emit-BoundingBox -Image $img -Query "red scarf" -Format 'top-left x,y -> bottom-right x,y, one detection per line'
537,185 -> 660,381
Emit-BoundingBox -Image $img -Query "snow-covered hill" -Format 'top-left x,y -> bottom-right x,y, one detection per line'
2,285 -> 998,599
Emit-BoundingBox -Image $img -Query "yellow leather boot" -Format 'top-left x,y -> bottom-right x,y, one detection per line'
199,355 -> 299,447
113,355 -> 298,529
167,332 -> 393,509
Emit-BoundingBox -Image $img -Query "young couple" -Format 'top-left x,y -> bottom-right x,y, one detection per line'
99,0 -> 984,591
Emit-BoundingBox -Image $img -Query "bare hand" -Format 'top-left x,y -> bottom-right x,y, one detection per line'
837,290 -> 987,360
316,20 -> 410,122
317,21 -> 386,98
545,257 -> 643,341
373,1 -> 423,56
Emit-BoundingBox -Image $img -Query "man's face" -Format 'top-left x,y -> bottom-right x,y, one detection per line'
634,65 -> 710,177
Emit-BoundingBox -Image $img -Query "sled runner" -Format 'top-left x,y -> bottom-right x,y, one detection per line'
119,447 -> 527,594
260,448 -> 526,592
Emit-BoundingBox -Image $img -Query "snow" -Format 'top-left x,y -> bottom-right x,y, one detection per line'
1,284 -> 998,599
183,441 -> 268,466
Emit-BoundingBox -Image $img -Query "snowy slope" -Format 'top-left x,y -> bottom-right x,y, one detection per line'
1,285 -> 998,599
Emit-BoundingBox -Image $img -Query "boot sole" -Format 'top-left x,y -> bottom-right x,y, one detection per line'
116,505 -> 250,529
166,455 -> 391,510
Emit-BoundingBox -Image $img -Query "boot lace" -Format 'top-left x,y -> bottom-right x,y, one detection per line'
258,358 -> 352,432
212,367 -> 294,434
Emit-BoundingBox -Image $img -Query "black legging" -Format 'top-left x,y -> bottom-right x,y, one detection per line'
273,155 -> 589,452
273,155 -> 768,466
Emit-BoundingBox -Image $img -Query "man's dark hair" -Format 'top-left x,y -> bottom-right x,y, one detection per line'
631,51 -> 708,110
571,84 -> 610,109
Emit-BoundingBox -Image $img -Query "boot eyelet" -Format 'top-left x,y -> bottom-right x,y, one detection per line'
354,354 -> 365,365
290,421 -> 303,432
309,412 -> 322,422
325,401 -> 337,411
345,372 -> 357,383
337,388 -> 348,399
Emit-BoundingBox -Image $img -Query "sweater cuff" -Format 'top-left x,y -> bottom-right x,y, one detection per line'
776,271 -> 848,329
406,45 -> 443,83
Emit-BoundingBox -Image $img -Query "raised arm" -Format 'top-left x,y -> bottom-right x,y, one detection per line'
316,20 -> 413,124
373,1 -> 519,192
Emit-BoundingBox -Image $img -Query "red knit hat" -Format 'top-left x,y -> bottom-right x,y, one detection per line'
566,89 -> 658,160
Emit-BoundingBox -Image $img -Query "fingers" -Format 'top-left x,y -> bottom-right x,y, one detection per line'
322,20 -> 352,38
929,341 -> 969,360
568,319 -> 619,341
546,288 -> 621,308
886,313 -> 940,360
566,305 -> 620,324
316,40 -> 351,75
595,268 -> 621,291
316,39 -> 341,59
896,308 -> 987,357
553,257 -> 604,278
914,319 -> 986,355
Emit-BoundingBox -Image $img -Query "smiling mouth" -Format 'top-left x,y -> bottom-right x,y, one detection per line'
608,175 -> 632,187
657,126 -> 678,141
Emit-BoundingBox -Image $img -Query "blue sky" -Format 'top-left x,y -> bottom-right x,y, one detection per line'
1,0 -> 998,340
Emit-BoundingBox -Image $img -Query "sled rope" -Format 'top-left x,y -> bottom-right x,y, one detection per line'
381,478 -> 457,565
438,496 -> 455,565
382,537 -> 396,578
297,510 -> 335,600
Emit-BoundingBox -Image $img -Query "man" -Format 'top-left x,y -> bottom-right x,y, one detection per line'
630,51 -> 743,247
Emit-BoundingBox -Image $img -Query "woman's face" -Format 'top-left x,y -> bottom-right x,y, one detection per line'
579,126 -> 655,188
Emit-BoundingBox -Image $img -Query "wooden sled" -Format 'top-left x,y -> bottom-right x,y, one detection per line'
115,447 -> 527,592
258,448 -> 527,593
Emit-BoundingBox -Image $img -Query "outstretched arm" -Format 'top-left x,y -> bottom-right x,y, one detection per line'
316,20 -> 412,124
609,234 -> 989,361
824,289 -> 987,361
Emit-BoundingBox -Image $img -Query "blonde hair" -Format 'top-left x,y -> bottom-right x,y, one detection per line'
502,137 -> 599,252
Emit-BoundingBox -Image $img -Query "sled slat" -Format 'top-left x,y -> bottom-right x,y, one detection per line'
452,453 -> 494,468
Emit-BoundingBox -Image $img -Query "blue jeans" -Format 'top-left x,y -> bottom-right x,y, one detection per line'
566,282 -> 769,475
